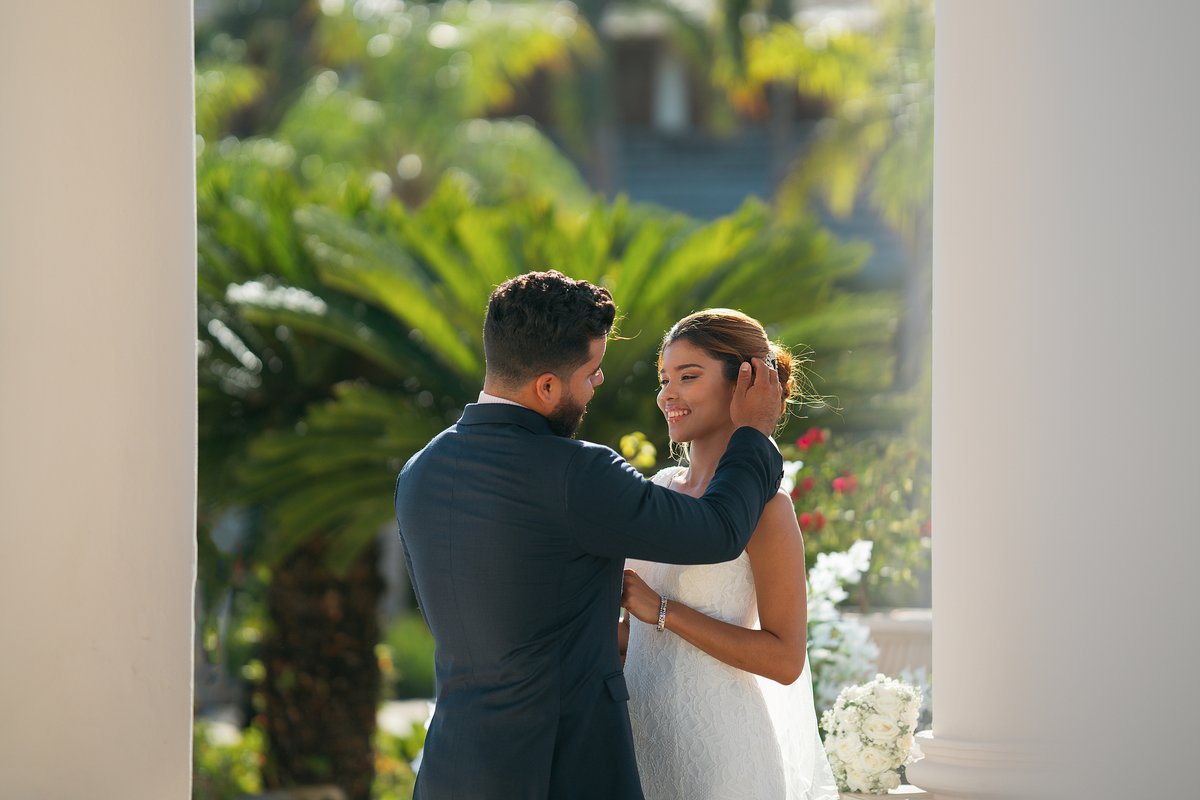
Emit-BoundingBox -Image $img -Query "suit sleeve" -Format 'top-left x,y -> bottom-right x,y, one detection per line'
564,426 -> 784,563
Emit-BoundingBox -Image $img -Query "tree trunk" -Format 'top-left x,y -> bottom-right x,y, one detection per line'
261,537 -> 383,800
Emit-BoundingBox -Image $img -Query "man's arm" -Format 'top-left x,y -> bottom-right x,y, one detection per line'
564,426 -> 783,563
564,356 -> 785,563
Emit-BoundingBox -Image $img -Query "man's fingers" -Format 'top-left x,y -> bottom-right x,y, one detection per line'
736,360 -> 752,392
754,356 -> 770,388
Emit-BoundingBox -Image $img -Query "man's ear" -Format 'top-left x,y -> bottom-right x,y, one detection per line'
531,371 -> 562,411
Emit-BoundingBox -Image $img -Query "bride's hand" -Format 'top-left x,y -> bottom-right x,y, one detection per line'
621,569 -> 662,625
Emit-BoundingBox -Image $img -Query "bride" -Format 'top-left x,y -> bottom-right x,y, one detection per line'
620,309 -> 838,800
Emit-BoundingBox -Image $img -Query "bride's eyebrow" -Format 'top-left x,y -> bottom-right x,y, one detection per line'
660,363 -> 706,376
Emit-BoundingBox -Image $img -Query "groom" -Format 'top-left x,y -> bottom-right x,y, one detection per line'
394,270 -> 784,799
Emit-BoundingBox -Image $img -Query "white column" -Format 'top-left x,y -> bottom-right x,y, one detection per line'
908,3 -> 1200,799
0,2 -> 196,798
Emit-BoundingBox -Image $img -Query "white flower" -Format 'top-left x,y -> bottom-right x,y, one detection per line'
844,767 -> 872,793
862,713 -> 902,743
872,684 -> 904,718
781,459 -> 804,494
831,734 -> 863,763
821,672 -> 926,793
858,746 -> 893,773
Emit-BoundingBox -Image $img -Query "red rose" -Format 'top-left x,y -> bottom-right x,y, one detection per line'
799,512 -> 812,529
832,474 -> 858,494
801,476 -> 815,493
813,510 -> 826,531
795,426 -> 827,451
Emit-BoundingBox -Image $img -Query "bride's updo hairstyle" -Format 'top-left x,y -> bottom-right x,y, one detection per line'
658,308 -> 818,429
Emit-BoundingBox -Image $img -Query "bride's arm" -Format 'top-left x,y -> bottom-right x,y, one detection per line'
621,491 -> 808,685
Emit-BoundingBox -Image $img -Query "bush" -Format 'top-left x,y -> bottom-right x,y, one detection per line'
373,723 -> 427,800
193,720 -> 265,800
381,613 -> 437,699
784,428 -> 931,609
192,717 -> 427,800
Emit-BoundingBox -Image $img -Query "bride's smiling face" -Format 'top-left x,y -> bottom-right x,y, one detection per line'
657,339 -> 737,444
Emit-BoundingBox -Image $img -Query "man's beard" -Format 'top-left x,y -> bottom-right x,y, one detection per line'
546,391 -> 588,438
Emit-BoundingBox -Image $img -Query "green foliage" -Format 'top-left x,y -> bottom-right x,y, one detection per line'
746,0 -> 934,241
784,428 -> 931,608
192,717 -> 426,800
373,723 -> 426,800
193,721 -> 265,800
199,0 -> 600,209
380,613 -> 437,700
199,136 -> 882,569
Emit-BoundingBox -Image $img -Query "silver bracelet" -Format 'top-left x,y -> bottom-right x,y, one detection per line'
656,595 -> 669,632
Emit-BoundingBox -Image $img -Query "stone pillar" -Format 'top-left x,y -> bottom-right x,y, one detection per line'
907,3 -> 1200,799
0,2 -> 196,797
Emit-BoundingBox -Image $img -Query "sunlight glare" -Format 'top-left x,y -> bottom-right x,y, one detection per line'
428,23 -> 462,49
396,154 -> 423,180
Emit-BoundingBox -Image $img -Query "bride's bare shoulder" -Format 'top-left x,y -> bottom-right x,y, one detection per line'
749,491 -> 804,548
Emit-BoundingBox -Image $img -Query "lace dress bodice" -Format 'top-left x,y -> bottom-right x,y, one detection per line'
624,467 -> 838,800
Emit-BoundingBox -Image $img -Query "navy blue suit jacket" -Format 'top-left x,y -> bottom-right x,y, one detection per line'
394,403 -> 783,799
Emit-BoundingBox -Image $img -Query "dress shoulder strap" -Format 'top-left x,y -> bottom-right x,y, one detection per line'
649,465 -> 685,488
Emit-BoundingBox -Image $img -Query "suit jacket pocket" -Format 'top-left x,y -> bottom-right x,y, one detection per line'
603,670 -> 629,702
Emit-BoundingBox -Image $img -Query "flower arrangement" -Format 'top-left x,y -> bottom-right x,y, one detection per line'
806,540 -> 880,712
782,428 -> 931,609
820,674 -> 924,794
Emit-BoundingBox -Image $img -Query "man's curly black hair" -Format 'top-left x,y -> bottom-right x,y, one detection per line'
483,270 -> 616,387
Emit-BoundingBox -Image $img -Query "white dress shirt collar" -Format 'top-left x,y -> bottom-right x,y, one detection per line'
477,390 -> 530,409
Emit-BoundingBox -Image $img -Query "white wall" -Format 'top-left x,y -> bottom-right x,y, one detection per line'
0,2 -> 196,797
920,2 -> 1200,797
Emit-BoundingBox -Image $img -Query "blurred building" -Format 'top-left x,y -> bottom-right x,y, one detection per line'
502,0 -> 908,290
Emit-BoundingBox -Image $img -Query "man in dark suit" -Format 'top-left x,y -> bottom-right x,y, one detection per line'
395,271 -> 784,799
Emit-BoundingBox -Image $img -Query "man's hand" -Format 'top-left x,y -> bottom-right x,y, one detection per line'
729,357 -> 781,437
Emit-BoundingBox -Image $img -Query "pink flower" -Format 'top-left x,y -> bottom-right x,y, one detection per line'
791,476 -> 816,498
795,426 -> 828,451
800,510 -> 826,532
832,473 -> 859,494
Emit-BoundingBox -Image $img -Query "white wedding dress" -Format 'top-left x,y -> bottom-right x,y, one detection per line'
624,468 -> 838,800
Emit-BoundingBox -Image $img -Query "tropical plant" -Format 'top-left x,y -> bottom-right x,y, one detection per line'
745,0 -> 934,390
220,162 -> 875,557
195,3 -> 907,795
198,135 -> 880,793
195,4 -> 603,795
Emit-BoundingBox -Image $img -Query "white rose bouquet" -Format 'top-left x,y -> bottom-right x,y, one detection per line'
821,674 -> 924,794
